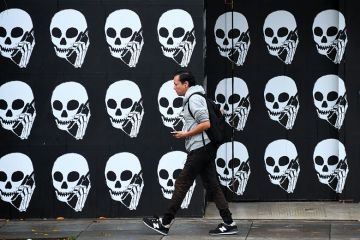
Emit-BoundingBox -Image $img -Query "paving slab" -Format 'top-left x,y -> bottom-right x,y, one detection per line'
0,221 -> 6,229
330,222 -> 360,240
206,202 -> 360,220
163,219 -> 251,240
246,220 -> 330,240
0,219 -> 91,239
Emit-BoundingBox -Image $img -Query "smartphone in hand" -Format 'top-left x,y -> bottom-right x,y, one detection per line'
66,29 -> 89,65
11,172 -> 35,209
121,29 -> 143,65
67,102 -> 90,138
11,29 -> 35,65
12,101 -> 35,137
228,30 -> 249,63
67,172 -> 90,209
173,29 -> 195,65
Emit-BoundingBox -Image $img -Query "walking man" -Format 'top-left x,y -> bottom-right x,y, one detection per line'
143,70 -> 238,236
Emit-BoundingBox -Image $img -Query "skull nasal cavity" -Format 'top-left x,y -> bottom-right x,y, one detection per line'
223,38 -> 229,46
167,37 -> 174,45
321,101 -> 328,108
274,166 -> 280,173
5,37 -> 11,45
167,107 -> 174,115
224,104 -> 229,111
273,102 -> 279,109
6,110 -> 12,117
224,168 -> 229,175
115,181 -> 121,188
115,108 -> 122,116
115,38 -> 121,45
61,181 -> 68,189
272,37 -> 278,44
5,181 -> 12,189
61,110 -> 68,118
321,36 -> 327,43
167,179 -> 174,186
60,38 -> 67,45
322,165 -> 329,172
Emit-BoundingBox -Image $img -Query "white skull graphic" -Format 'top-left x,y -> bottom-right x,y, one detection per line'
264,75 -> 299,121
157,151 -> 196,208
105,80 -> 142,129
215,77 -> 250,125
52,153 -> 91,210
313,74 -> 347,120
50,9 -> 89,67
158,80 -> 184,128
157,9 -> 196,66
0,153 -> 35,210
51,82 -> 89,131
0,8 -> 35,65
264,139 -> 298,185
0,81 -> 36,139
313,139 -> 348,184
312,9 -> 347,56
214,11 -> 250,57
105,9 -> 144,66
105,152 -> 143,207
215,141 -> 249,186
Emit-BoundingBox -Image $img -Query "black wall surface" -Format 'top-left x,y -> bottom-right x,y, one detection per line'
206,0 -> 360,202
0,0 -> 204,218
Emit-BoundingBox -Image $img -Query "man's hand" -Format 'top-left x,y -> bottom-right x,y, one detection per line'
172,131 -> 188,139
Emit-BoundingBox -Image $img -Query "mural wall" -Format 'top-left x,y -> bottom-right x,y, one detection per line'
0,0 -> 204,218
206,0 -> 360,201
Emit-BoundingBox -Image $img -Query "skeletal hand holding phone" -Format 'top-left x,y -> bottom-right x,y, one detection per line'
173,28 -> 195,67
229,94 -> 250,130
66,29 -> 89,68
12,99 -> 36,139
66,172 -> 90,211
279,158 -> 299,193
120,28 -> 144,67
277,29 -> 298,64
122,100 -> 144,138
120,170 -> 144,210
278,95 -> 299,130
326,29 -> 347,64
327,94 -> 347,129
11,29 -> 35,68
67,100 -> 90,140
11,172 -> 35,211
228,29 -> 250,66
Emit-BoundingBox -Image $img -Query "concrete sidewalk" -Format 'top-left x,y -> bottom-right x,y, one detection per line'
1,202 -> 360,239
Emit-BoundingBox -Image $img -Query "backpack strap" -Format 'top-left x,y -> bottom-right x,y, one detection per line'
184,92 -> 207,146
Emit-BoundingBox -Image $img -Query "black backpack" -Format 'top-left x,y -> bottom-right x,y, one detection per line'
185,92 -> 226,145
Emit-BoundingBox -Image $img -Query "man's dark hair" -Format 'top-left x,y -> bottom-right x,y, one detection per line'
173,70 -> 196,87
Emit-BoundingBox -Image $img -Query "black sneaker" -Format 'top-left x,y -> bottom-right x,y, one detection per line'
209,222 -> 238,235
143,216 -> 170,235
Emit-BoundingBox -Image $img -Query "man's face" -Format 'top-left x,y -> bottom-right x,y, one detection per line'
173,75 -> 188,96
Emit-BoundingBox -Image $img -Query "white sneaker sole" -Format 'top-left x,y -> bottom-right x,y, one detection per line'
143,220 -> 168,236
209,230 -> 238,235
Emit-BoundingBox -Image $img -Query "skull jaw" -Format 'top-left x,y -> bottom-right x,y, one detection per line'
1,118 -> 17,130
55,118 -> 71,130
0,189 -> 16,203
0,45 -> 16,58
317,173 -> 332,184
218,175 -> 231,187
161,187 -> 174,199
108,45 -> 126,59
316,109 -> 330,120
216,45 -> 231,57
109,116 -> 126,129
267,45 -> 282,56
267,110 -> 281,121
54,46 -> 70,59
161,46 -> 177,58
269,174 -> 283,185
109,189 -> 126,201
55,190 -> 72,202
316,44 -> 332,55
161,115 -> 177,128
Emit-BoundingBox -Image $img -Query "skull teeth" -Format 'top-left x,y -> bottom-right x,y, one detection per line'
162,116 -> 179,123
316,44 -> 331,51
56,119 -> 71,125
318,174 -> 331,179
218,46 -> 231,53
0,189 -> 16,197
56,191 -> 71,197
161,187 -> 174,194
0,45 -> 16,53
269,111 -> 281,116
219,175 -> 232,182
317,109 -> 330,115
162,46 -> 177,53
0,118 -> 16,125
110,189 -> 126,196
109,45 -> 126,53
110,117 -> 126,124
55,46 -> 70,54
270,175 -> 282,180
268,45 -> 281,51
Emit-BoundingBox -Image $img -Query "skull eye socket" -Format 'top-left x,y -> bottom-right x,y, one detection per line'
277,27 -> 288,38
228,158 -> 240,168
216,158 -> 226,168
0,27 -> 6,37
314,27 -> 323,37
53,100 -> 63,111
11,27 -> 24,38
173,97 -> 183,108
159,97 -> 169,108
327,26 -> 338,37
314,91 -> 323,101
120,27 -> 132,38
264,28 -> 273,37
66,27 -> 78,38
67,100 -> 79,111
107,99 -> 117,109
278,93 -> 289,103
315,156 -> 324,165
216,94 -> 226,104
159,27 -> 169,38
0,99 -> 7,110
215,29 -> 225,39
265,93 -> 275,102
121,98 -> 133,109
173,169 -> 182,179
120,170 -> 132,181
266,157 -> 275,166
328,155 -> 339,165
12,99 -> 24,110
0,171 -> 7,181
173,27 -> 185,38
279,156 -> 289,166
228,29 -> 240,39
106,27 -> 116,38
67,171 -> 80,182
53,171 -> 63,182
159,169 -> 169,179
52,27 -> 62,38
11,171 -> 24,182
228,94 -> 240,104
106,171 -> 116,181
327,91 -> 338,101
